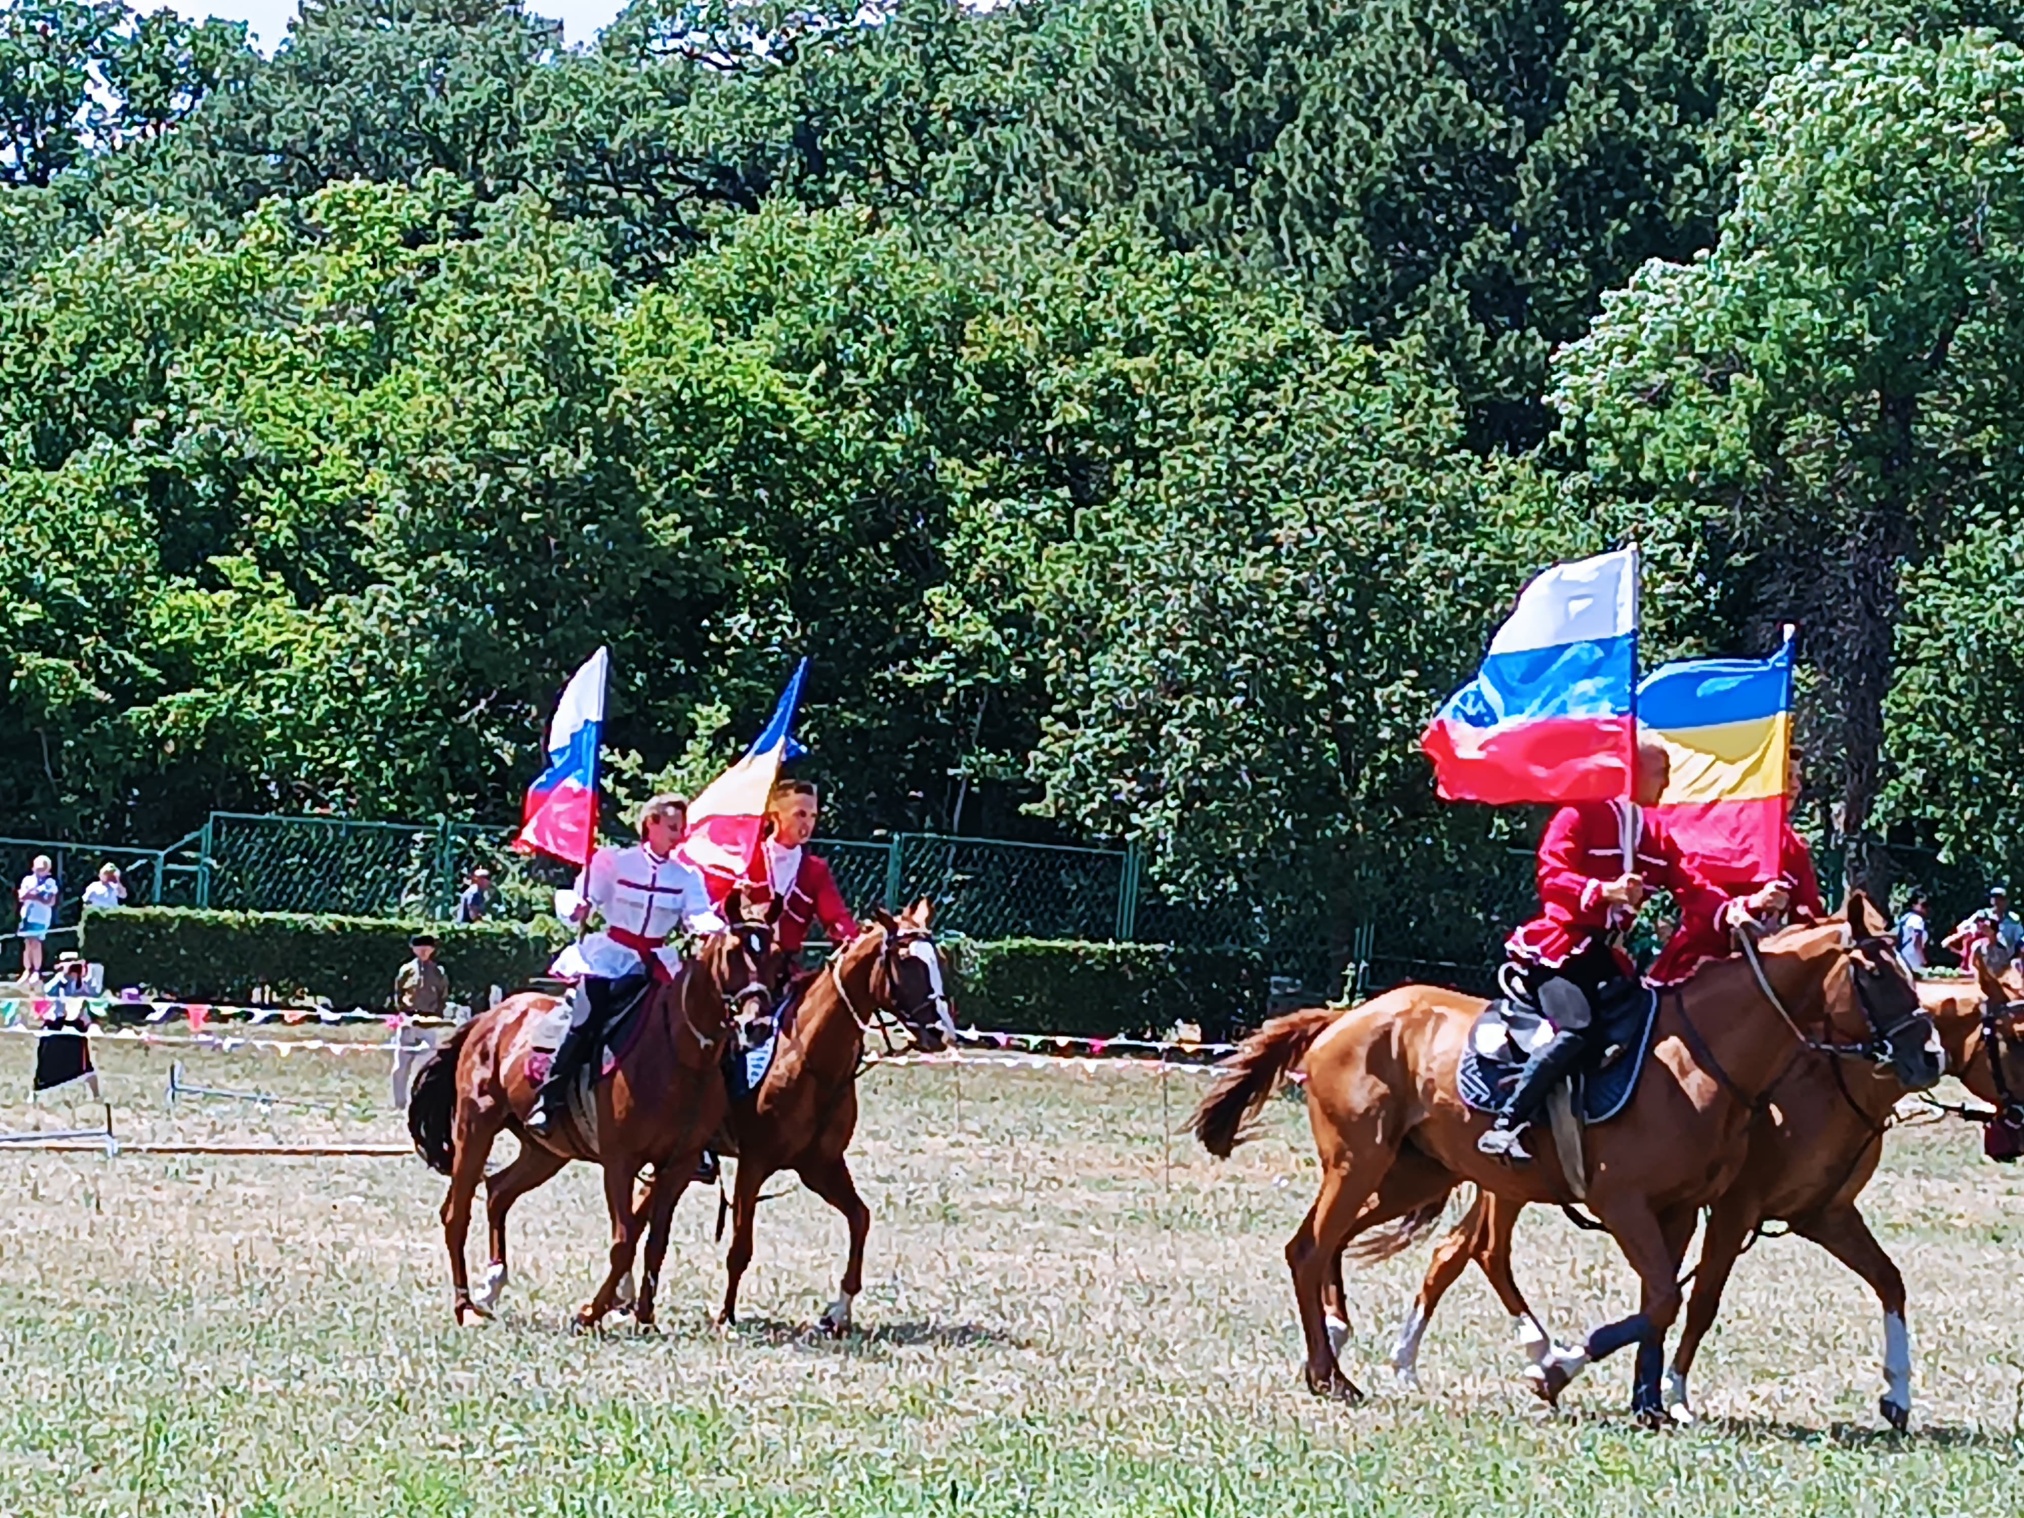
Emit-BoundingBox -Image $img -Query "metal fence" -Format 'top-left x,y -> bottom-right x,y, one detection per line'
159,811 -> 1159,945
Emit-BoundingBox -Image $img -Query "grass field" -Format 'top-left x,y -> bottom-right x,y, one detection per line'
1,1028 -> 2022,1516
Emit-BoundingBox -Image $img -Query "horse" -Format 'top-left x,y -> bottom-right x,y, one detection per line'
1189,895 -> 1939,1420
407,905 -> 776,1329
711,899 -> 957,1334
1382,949 -> 1979,1430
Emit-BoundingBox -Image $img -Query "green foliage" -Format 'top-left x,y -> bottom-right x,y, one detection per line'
81,905 -> 567,1009
944,937 -> 1266,1039
1553,32 -> 2024,891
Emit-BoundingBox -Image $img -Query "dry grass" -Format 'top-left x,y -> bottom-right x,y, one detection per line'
0,1032 -> 2021,1515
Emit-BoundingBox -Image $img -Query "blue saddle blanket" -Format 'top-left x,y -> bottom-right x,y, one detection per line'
1457,982 -> 1660,1125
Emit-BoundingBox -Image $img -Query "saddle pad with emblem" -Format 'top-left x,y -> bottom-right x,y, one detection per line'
1456,981 -> 1660,1125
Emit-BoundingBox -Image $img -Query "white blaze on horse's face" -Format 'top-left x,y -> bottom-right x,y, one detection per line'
903,936 -> 957,1040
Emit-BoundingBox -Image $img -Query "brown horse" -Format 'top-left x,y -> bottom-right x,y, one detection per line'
1381,959 -> 2009,1428
1190,897 -> 1939,1420
712,900 -> 957,1333
407,908 -> 775,1328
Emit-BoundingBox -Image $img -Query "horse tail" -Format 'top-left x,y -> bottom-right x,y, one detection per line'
1342,1183 -> 1465,1266
1189,1005 -> 1344,1158
407,1022 -> 475,1176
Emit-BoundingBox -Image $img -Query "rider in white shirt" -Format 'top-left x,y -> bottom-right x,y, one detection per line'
527,793 -> 724,1138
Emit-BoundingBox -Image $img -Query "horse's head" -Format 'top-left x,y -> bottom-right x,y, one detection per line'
699,886 -> 779,1030
1970,955 -> 2024,1091
1836,888 -> 1944,1091
871,897 -> 956,1053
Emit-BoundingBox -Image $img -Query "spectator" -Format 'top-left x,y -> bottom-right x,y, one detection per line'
1896,890 -> 1931,972
35,951 -> 99,1102
16,855 -> 57,979
393,933 -> 449,1020
1987,886 -> 2024,972
1944,910 -> 1998,973
454,868 -> 494,924
81,863 -> 126,912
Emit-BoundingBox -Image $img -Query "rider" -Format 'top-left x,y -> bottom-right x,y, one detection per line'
526,793 -> 724,1140
750,779 -> 860,967
1643,741 -> 1824,986
1477,738 -> 1789,1163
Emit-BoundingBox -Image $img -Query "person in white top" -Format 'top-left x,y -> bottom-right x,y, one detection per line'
81,863 -> 126,912
528,793 -> 725,1138
16,855 -> 58,979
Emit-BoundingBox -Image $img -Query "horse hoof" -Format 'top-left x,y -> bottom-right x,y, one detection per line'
453,1301 -> 491,1327
1880,1397 -> 1910,1433
1391,1366 -> 1421,1393
1667,1399 -> 1695,1427
1304,1368 -> 1366,1405
1633,1402 -> 1667,1432
819,1314 -> 849,1339
573,1306 -> 603,1333
1525,1362 -> 1571,1408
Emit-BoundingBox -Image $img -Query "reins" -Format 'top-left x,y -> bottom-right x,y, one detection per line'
1734,923 -> 1926,1064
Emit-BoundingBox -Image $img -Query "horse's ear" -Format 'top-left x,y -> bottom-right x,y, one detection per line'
873,907 -> 899,934
909,896 -> 934,928
724,885 -> 745,922
1844,887 -> 1878,938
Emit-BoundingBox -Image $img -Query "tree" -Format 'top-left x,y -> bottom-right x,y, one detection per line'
1552,34 -> 2024,893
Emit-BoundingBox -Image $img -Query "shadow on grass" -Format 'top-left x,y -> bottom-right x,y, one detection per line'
1704,1416 -> 2019,1451
725,1315 -> 1027,1351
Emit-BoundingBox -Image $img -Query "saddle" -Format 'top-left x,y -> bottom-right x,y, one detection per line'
525,978 -> 658,1153
1457,974 -> 1660,1126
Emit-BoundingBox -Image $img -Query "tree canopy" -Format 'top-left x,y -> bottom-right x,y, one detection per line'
6,0 -> 2024,965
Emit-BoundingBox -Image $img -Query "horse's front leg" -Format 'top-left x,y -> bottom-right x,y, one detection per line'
797,1155 -> 870,1335
632,1164 -> 688,1329
578,1159 -> 649,1331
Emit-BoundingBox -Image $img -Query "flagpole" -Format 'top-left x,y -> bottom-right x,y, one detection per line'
1777,622 -> 1798,851
1622,541 -> 1640,874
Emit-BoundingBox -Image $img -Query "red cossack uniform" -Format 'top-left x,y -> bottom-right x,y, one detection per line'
1644,821 -> 1823,985
743,841 -> 860,957
1509,800 -> 1734,984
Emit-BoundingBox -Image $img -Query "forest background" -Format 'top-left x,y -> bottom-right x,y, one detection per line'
7,0 -> 2024,965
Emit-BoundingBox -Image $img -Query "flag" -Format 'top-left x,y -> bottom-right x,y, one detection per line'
1639,636 -> 1795,888
516,647 -> 609,867
1420,548 -> 1638,805
677,658 -> 809,892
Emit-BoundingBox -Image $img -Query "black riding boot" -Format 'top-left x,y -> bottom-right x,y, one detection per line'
1478,1030 -> 1589,1163
525,1011 -> 602,1139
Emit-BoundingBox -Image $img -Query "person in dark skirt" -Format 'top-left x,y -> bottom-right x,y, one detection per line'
34,952 -> 99,1101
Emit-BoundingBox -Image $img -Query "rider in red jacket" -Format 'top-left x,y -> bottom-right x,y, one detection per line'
1644,745 -> 1823,987
748,779 -> 861,959
1480,740 -> 1788,1162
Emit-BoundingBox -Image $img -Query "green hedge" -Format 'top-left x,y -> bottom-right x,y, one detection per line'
945,938 -> 1266,1040
78,910 -> 1267,1036
81,907 -> 568,1011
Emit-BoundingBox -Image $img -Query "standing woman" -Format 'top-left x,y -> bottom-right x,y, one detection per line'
15,855 -> 58,981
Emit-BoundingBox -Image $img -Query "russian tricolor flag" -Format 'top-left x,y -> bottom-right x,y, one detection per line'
1639,636 -> 1795,888
677,658 -> 809,892
516,647 -> 608,867
1421,549 -> 1638,805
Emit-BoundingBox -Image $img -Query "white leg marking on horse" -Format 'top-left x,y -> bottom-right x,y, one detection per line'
1664,1366 -> 1693,1424
1514,1313 -> 1551,1367
475,1261 -> 509,1311
1385,1303 -> 1425,1386
1883,1310 -> 1912,1414
615,1270 -> 637,1312
821,1291 -> 856,1334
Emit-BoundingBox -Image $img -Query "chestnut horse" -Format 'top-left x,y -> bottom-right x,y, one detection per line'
407,909 -> 775,1328
1382,959 -> 2010,1428
1190,897 -> 1938,1420
712,900 -> 957,1333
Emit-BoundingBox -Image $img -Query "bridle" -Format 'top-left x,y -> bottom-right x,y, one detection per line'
830,924 -> 953,1057
691,920 -> 776,1051
1734,921 -> 1933,1066
1979,994 -> 2024,1132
